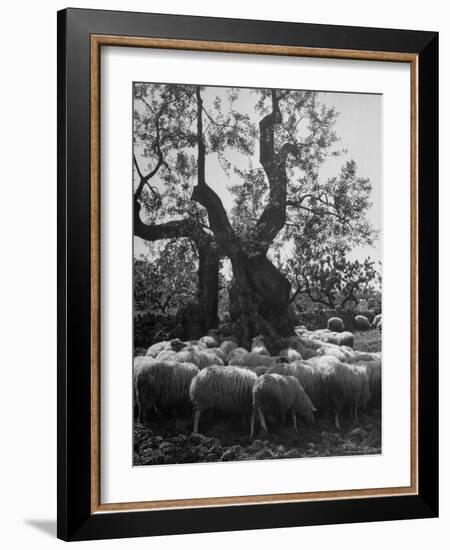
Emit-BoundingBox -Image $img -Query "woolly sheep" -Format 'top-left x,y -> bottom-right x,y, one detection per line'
336,331 -> 354,348
207,347 -> 227,362
327,317 -> 344,332
354,315 -> 371,331
174,347 -> 224,369
199,335 -> 219,348
250,374 -> 316,438
226,347 -> 248,364
219,339 -> 239,357
350,364 -> 371,419
238,365 -> 270,377
155,349 -> 178,362
228,352 -> 276,368
318,359 -> 370,429
146,338 -> 186,358
135,360 -> 199,424
250,335 -> 271,357
357,359 -> 381,408
279,348 -> 303,362
346,350 -> 379,364
318,344 -> 351,363
189,366 -> 257,433
267,360 -> 323,409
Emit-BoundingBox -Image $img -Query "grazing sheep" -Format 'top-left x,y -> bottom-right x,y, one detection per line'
226,347 -> 248,364
336,331 -> 354,348
267,360 -> 323,409
174,347 -> 224,369
208,347 -> 227,362
318,344 -> 351,363
238,365 -> 270,377
358,360 -> 381,408
146,340 -> 169,358
251,335 -> 271,357
346,350 -> 379,363
355,315 -> 371,331
199,335 -> 219,348
327,317 -> 344,332
219,339 -> 239,357
190,366 -> 257,433
372,314 -> 382,328
250,374 -> 316,438
279,348 -> 303,362
155,349 -> 178,362
350,365 -> 371,419
228,352 -> 276,368
135,360 -> 199,424
318,359 -> 370,429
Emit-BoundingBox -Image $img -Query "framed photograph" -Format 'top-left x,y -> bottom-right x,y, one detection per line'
57,8 -> 438,541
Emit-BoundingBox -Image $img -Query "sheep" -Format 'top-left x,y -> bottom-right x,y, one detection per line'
372,313 -> 382,328
336,331 -> 354,348
354,315 -> 371,331
146,340 -> 169,358
207,347 -> 227,362
199,335 -> 219,348
226,347 -> 248,364
173,347 -> 224,369
284,335 -> 321,359
317,359 -> 370,429
327,317 -> 344,332
189,366 -> 257,433
228,352 -> 277,368
250,335 -> 271,356
145,338 -> 186,358
219,339 -> 239,357
238,365 -> 270,377
135,360 -> 199,424
250,374 -> 316,438
267,360 -> 323,409
155,349 -> 178,362
279,348 -> 303,362
346,350 -> 380,363
318,344 -> 351,363
350,365 -> 371,419
357,359 -> 381,408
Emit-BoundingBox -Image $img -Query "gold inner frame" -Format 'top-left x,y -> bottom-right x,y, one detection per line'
90,35 -> 419,514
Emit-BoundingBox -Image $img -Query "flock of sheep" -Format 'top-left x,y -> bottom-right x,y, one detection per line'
134,313 -> 381,438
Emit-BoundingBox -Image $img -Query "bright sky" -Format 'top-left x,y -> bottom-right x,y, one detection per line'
134,85 -> 382,265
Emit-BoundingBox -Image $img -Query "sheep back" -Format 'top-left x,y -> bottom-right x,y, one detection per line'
190,366 -> 257,413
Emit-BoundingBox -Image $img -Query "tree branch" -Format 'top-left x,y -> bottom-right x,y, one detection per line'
190,86 -> 238,254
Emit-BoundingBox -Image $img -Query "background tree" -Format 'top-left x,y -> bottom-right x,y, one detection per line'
134,83 -> 379,350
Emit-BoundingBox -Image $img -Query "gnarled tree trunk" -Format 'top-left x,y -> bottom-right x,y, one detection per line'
191,87 -> 294,352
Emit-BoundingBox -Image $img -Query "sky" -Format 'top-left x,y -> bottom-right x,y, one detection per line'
134,84 -> 382,265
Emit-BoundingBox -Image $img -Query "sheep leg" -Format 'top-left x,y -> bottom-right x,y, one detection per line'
193,410 -> 200,434
334,410 -> 341,430
258,408 -> 268,432
292,411 -> 298,432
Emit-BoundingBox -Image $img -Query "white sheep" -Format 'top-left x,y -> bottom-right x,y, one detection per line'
278,347 -> 303,362
228,352 -> 276,368
226,346 -> 248,364
250,335 -> 271,356
199,334 -> 219,348
354,315 -> 371,331
250,374 -> 316,438
336,331 -> 354,348
267,360 -> 323,409
189,366 -> 257,433
219,339 -> 239,357
327,317 -> 344,332
135,360 -> 199,424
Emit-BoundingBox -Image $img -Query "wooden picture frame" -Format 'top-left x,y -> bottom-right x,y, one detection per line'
57,8 -> 438,541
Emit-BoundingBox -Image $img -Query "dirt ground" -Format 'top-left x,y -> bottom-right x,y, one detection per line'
133,329 -> 382,466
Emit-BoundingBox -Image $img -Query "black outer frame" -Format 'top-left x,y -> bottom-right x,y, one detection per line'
57,8 -> 438,542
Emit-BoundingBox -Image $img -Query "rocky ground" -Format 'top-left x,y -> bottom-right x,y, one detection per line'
133,329 -> 382,466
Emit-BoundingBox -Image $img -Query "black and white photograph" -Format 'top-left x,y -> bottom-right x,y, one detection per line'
132,81 -> 382,466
